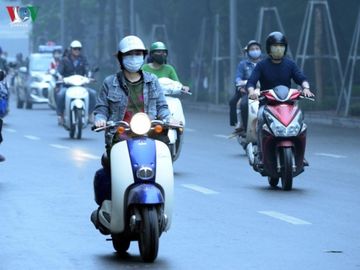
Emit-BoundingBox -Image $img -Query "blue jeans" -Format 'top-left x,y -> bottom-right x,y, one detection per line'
55,86 -> 97,116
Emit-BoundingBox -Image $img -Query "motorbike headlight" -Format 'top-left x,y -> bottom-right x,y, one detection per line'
136,166 -> 155,180
130,113 -> 151,135
265,110 -> 302,137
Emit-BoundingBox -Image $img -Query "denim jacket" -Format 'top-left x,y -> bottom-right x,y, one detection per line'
94,70 -> 170,145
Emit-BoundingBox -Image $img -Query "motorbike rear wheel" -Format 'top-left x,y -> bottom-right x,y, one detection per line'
280,147 -> 293,191
138,205 -> 159,262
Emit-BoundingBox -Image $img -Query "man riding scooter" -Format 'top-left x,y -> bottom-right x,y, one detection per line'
246,32 -> 315,166
56,40 -> 97,125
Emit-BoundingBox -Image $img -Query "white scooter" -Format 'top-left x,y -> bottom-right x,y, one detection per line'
158,77 -> 190,161
60,75 -> 93,139
93,112 -> 174,262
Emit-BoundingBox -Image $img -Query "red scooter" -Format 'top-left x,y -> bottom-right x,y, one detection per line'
250,85 -> 313,190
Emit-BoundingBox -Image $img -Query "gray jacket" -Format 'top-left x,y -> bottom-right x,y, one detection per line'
94,70 -> 170,145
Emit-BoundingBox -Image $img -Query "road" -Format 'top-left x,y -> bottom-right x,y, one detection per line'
1,100 -> 359,269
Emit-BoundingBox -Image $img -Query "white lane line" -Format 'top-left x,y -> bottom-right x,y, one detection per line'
24,135 -> 41,140
77,152 -> 101,160
214,134 -> 229,139
186,128 -> 196,132
50,144 -> 70,149
258,211 -> 312,225
315,153 -> 347,159
4,128 -> 16,133
182,184 -> 219,195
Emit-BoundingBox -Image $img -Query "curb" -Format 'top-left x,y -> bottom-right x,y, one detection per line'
182,101 -> 360,129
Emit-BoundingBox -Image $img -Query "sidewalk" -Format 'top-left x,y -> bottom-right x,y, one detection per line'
182,101 -> 360,129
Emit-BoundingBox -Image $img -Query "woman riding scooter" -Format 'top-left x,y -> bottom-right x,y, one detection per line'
90,35 -> 171,231
230,40 -> 262,133
142,41 -> 190,92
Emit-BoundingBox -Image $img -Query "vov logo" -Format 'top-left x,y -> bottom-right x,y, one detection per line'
6,6 -> 39,24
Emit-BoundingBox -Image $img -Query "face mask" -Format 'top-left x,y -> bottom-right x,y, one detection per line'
248,49 -> 261,59
270,45 -> 285,60
152,54 -> 167,65
122,55 -> 144,72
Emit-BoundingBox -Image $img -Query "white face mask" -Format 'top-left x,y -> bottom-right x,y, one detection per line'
248,49 -> 261,59
122,55 -> 144,72
270,45 -> 285,60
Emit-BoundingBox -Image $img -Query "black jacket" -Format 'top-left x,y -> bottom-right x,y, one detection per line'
57,54 -> 89,77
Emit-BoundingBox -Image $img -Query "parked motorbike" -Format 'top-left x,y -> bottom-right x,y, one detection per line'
158,77 -> 190,161
92,112 -> 175,262
249,85 -> 313,190
58,75 -> 93,139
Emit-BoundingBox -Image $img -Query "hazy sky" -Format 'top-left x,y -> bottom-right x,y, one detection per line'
0,0 -> 31,58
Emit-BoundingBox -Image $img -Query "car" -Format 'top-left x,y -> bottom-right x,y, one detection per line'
15,53 -> 55,109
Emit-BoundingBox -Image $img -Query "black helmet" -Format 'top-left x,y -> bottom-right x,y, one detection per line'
0,69 -> 5,81
265,31 -> 288,55
246,40 -> 261,51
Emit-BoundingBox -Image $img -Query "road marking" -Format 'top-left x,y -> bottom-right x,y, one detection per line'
4,128 -> 16,133
214,134 -> 228,139
258,211 -> 311,225
182,184 -> 219,195
24,135 -> 40,140
315,153 -> 347,159
186,128 -> 195,132
78,152 -> 101,160
50,144 -> 70,149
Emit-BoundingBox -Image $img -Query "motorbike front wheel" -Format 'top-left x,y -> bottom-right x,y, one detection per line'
75,108 -> 83,139
280,147 -> 293,191
112,233 -> 131,254
138,205 -> 159,262
268,177 -> 279,187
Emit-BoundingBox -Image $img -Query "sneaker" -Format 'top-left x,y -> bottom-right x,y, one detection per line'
57,115 -> 64,126
234,127 -> 246,137
303,158 -> 309,166
90,209 -> 99,229
0,154 -> 5,162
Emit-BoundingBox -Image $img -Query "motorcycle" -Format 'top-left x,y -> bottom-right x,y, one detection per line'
92,112 -> 175,262
249,85 -> 313,190
158,77 -> 190,161
58,75 -> 93,139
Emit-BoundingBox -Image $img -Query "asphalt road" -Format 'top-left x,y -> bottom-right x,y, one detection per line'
0,100 -> 359,269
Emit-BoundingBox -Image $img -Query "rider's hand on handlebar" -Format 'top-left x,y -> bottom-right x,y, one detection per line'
181,85 -> 190,93
302,88 -> 315,98
248,89 -> 259,100
95,119 -> 107,128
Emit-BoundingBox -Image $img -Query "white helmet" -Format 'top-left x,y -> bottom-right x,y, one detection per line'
70,40 -> 82,48
118,35 -> 146,54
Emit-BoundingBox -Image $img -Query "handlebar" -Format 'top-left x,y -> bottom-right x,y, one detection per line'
92,119 -> 184,132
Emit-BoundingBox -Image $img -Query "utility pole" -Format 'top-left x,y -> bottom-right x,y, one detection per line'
229,0 -> 237,93
60,0 -> 64,46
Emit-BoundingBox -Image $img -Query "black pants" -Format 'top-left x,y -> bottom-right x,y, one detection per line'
229,89 -> 241,126
0,118 -> 3,143
240,94 -> 249,130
